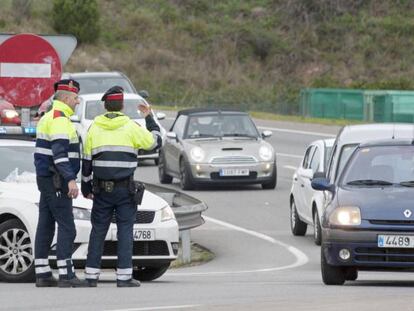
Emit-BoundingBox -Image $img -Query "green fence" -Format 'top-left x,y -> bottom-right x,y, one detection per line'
300,88 -> 414,122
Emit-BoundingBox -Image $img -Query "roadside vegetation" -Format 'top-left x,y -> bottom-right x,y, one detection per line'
2,0 -> 414,116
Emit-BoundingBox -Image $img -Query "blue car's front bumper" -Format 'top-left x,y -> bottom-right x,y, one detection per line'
323,225 -> 414,270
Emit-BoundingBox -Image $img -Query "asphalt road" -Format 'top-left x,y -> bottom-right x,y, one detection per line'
2,115 -> 414,311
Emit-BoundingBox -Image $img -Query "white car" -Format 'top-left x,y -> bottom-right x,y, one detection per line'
0,138 -> 179,283
290,138 -> 334,245
71,93 -> 167,165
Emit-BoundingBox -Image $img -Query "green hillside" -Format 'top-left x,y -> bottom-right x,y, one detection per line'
2,0 -> 414,114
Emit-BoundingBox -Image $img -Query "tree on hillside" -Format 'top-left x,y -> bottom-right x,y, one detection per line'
52,0 -> 100,44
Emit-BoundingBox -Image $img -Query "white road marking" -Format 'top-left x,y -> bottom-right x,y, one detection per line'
257,126 -> 336,138
168,216 -> 309,276
283,165 -> 297,171
106,305 -> 200,311
277,152 -> 303,159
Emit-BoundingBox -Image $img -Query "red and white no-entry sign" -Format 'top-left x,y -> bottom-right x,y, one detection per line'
0,33 -> 62,107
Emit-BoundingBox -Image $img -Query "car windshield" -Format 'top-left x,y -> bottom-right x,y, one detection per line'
0,145 -> 36,182
341,145 -> 414,187
85,99 -> 146,120
336,144 -> 358,178
184,114 -> 259,139
75,77 -> 135,94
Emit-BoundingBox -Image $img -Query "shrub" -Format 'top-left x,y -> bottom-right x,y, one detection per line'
52,0 -> 100,44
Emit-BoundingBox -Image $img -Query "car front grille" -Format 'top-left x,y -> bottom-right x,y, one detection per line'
210,156 -> 257,164
210,172 -> 257,180
355,247 -> 414,263
111,211 -> 155,224
370,220 -> 414,226
103,241 -> 170,256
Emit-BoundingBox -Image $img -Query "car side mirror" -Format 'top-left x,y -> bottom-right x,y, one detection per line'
166,132 -> 177,141
261,130 -> 272,139
70,115 -> 80,123
138,90 -> 149,99
156,112 -> 166,120
311,177 -> 334,192
313,171 -> 326,179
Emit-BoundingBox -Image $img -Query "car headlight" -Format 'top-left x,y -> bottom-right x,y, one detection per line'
329,206 -> 361,226
259,145 -> 273,161
3,109 -> 19,119
73,207 -> 91,221
160,205 -> 176,222
190,146 -> 205,162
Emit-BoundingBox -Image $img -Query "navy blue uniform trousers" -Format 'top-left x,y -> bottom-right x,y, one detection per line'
34,176 -> 76,280
85,187 -> 136,280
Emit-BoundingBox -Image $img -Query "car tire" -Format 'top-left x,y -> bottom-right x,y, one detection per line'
321,246 -> 346,285
313,209 -> 322,246
133,263 -> 170,281
158,152 -> 173,184
262,164 -> 277,189
290,198 -> 307,236
154,158 -> 159,166
0,219 -> 35,283
345,268 -> 358,281
179,158 -> 194,190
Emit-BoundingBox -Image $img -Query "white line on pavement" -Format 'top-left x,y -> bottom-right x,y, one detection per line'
283,165 -> 297,171
277,152 -> 303,159
257,126 -> 336,138
168,216 -> 309,276
106,305 -> 200,311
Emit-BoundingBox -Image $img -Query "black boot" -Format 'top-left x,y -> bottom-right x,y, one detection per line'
86,279 -> 98,287
36,276 -> 58,287
58,276 -> 90,288
117,278 -> 141,288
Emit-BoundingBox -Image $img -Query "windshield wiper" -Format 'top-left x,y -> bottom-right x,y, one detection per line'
346,179 -> 393,186
399,180 -> 414,187
187,134 -> 220,139
223,134 -> 257,139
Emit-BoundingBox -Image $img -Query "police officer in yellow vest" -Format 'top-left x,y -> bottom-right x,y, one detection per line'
34,79 -> 88,287
82,86 -> 161,287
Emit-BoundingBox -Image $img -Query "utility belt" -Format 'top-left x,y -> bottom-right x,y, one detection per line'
92,176 -> 145,206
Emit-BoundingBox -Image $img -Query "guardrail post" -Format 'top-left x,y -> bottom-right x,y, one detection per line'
179,229 -> 191,264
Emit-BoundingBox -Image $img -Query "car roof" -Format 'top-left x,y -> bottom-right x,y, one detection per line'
80,93 -> 145,102
62,71 -> 125,78
177,108 -> 248,117
359,139 -> 414,148
310,138 -> 335,147
0,138 -> 34,146
337,123 -> 414,146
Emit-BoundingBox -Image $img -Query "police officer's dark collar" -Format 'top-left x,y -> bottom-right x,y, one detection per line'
104,111 -> 124,119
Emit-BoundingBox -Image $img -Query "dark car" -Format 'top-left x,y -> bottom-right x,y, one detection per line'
159,108 -> 276,190
312,139 -> 414,285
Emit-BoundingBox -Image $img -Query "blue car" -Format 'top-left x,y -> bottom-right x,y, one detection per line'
313,139 -> 414,285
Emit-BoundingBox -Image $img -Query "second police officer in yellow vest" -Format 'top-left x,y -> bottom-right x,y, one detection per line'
81,86 -> 161,287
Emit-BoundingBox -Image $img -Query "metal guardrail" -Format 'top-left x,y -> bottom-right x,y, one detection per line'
143,183 -> 208,263
144,182 -> 208,231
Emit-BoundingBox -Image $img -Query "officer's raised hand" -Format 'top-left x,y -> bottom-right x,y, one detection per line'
138,101 -> 151,117
68,180 -> 79,199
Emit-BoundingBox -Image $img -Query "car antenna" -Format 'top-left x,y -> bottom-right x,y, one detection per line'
392,123 -> 395,139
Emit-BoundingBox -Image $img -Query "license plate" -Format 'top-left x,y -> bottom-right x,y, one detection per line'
378,234 -> 414,248
219,168 -> 249,176
133,229 -> 155,241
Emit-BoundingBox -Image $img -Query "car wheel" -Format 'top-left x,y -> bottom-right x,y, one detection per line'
133,263 -> 170,281
0,219 -> 35,283
179,158 -> 194,190
321,246 -> 346,285
158,152 -> 173,184
262,164 -> 277,189
313,209 -> 322,246
345,268 -> 358,281
290,198 -> 307,236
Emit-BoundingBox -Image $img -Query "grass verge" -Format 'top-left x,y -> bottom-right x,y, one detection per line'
170,242 -> 215,268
